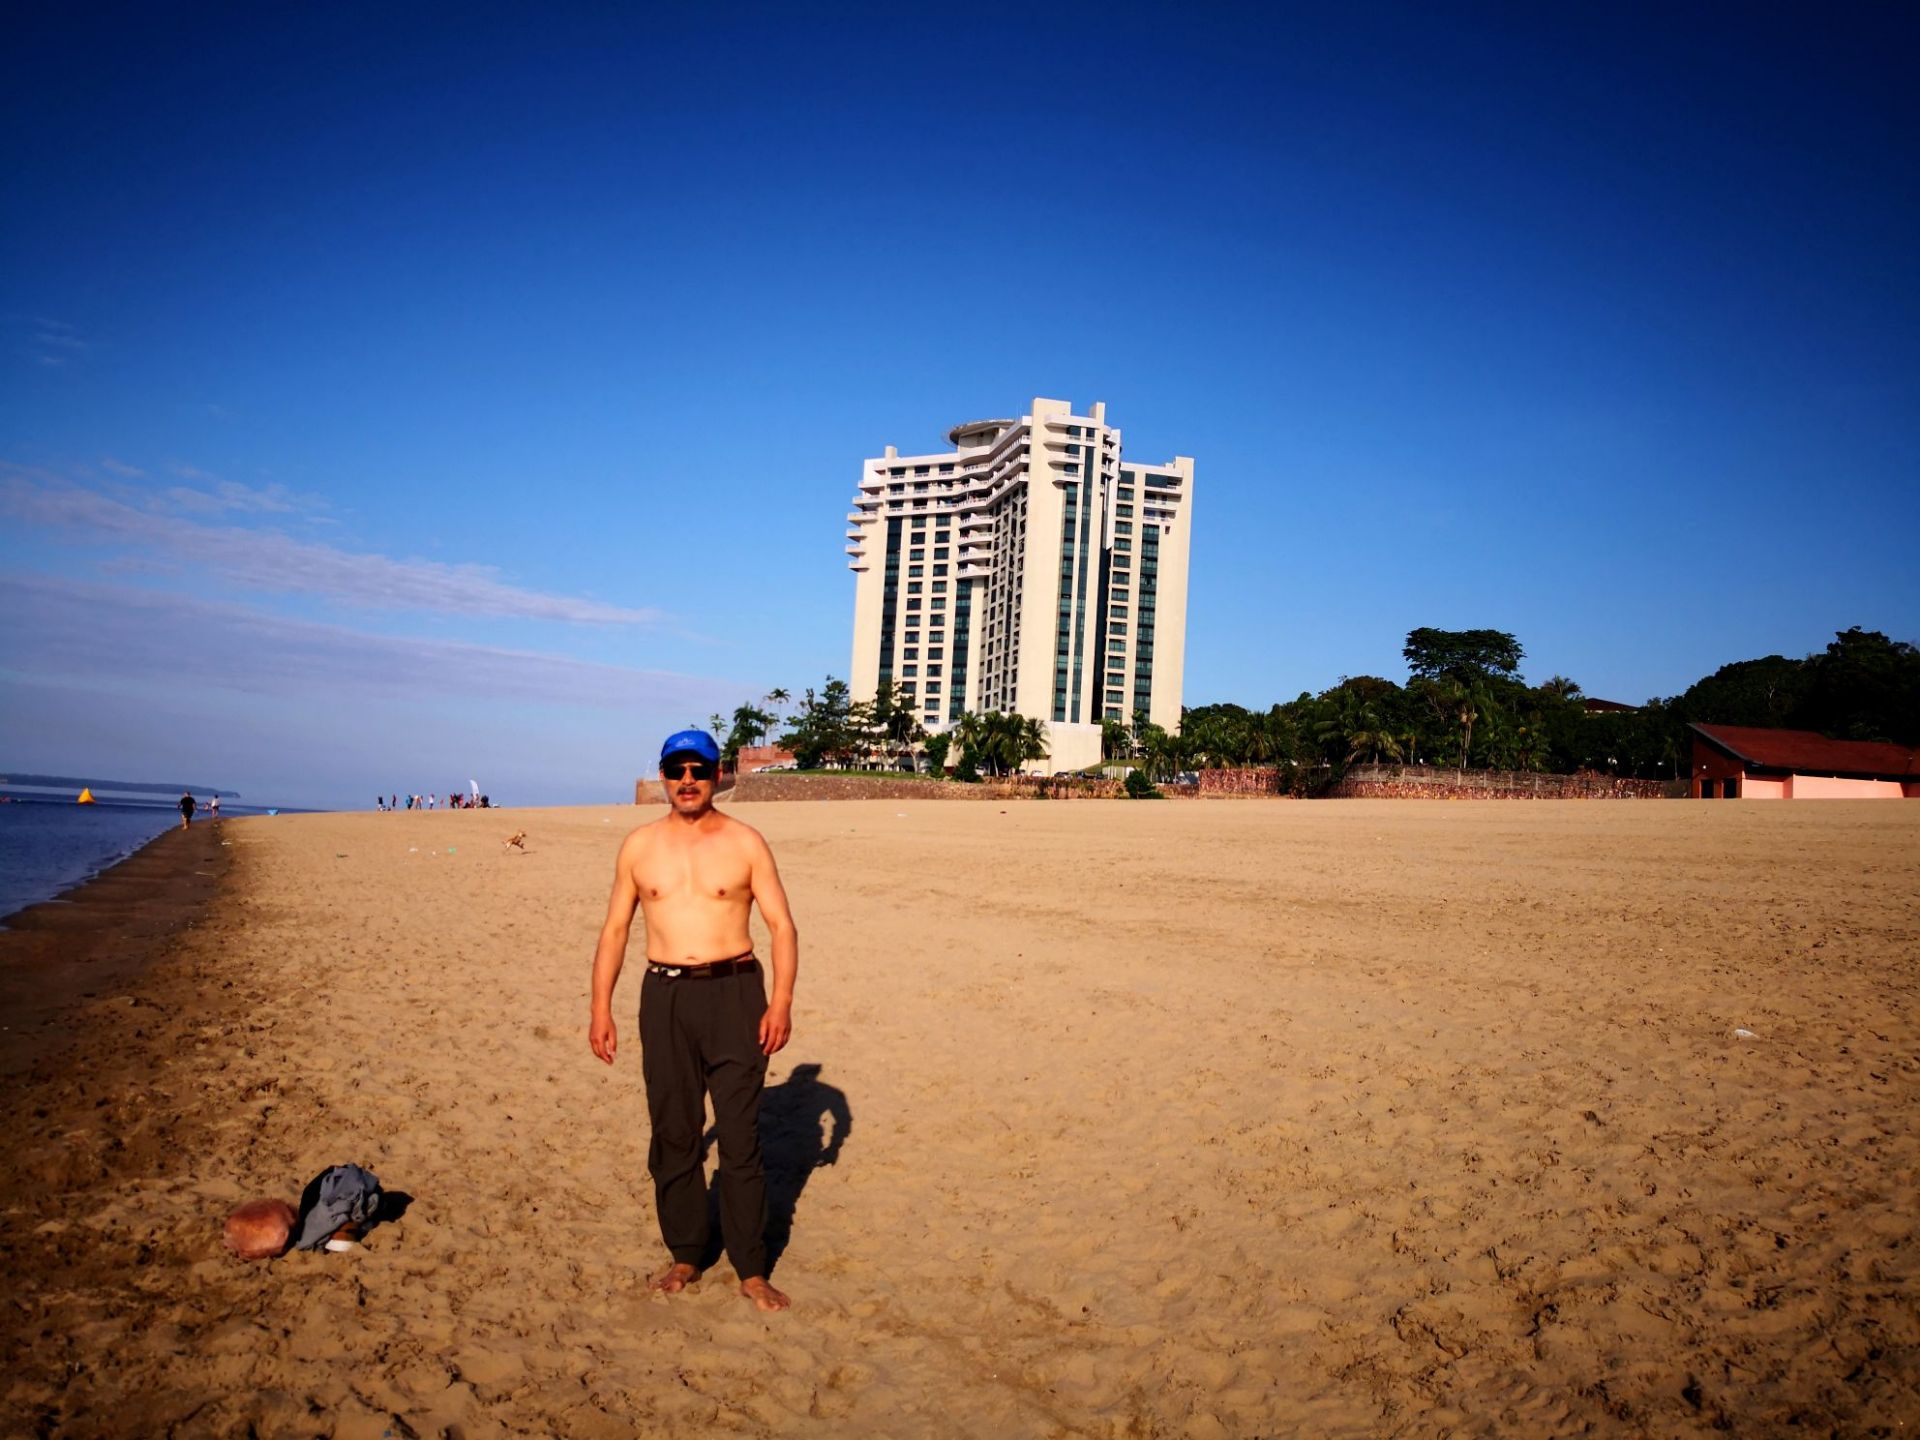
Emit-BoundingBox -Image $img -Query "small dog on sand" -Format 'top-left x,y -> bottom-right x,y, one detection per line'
504,831 -> 527,851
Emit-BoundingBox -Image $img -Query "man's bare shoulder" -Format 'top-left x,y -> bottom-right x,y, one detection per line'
711,808 -> 772,853
620,818 -> 671,853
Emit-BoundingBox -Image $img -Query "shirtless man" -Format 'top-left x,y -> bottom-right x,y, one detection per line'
589,729 -> 798,1312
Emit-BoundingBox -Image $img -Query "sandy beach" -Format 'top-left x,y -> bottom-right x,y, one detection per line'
2,798 -> 1916,1437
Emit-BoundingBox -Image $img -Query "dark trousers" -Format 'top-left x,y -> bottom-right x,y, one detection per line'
638,966 -> 770,1279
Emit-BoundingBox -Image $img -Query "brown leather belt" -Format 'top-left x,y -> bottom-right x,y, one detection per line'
646,954 -> 759,980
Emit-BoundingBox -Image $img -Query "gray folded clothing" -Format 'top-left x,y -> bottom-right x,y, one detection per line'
292,1164 -> 383,1251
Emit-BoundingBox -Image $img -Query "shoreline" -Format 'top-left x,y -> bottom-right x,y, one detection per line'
0,818 -> 236,1081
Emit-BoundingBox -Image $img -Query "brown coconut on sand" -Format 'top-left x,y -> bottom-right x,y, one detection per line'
222,1198 -> 297,1261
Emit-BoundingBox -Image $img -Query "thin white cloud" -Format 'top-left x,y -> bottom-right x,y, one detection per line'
160,478 -> 306,516
20,317 -> 89,368
1,471 -> 661,626
0,574 -> 729,710
99,458 -> 147,478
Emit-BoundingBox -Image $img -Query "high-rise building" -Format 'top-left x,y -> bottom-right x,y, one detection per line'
846,397 -> 1192,774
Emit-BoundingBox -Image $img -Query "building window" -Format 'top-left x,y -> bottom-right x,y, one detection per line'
907,598 -> 921,610
904,648 -> 919,660
1114,522 -> 1132,536
912,516 -> 927,528
907,582 -> 923,595
1116,504 -> 1133,518
902,665 -> 918,676
934,547 -> 949,560
908,564 -> 924,577
929,647 -> 944,660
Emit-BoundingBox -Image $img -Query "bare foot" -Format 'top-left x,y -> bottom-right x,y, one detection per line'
649,1262 -> 701,1294
740,1276 -> 790,1312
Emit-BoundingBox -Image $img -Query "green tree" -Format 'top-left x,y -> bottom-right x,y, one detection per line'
1798,628 -> 1920,744
764,686 -> 791,733
955,711 -> 1049,776
779,679 -> 853,770
1674,655 -> 1808,730
724,702 -> 775,764
924,731 -> 953,774
1444,679 -> 1485,773
1403,628 -> 1525,686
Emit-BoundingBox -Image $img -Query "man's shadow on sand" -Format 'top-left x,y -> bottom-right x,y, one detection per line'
701,1061 -> 851,1275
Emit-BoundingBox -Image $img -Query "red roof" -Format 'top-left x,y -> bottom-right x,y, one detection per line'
1690,724 -> 1919,779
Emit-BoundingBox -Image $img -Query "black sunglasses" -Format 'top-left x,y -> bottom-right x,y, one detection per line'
662,761 -> 716,781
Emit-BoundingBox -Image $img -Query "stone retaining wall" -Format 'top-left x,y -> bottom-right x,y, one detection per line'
1195,767 -> 1297,798
1329,764 -> 1669,800
730,773 -> 983,802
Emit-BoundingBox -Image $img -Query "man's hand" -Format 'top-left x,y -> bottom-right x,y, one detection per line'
590,1012 -> 618,1065
759,1000 -> 792,1056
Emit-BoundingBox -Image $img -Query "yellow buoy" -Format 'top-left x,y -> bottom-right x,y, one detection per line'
77,787 -> 96,804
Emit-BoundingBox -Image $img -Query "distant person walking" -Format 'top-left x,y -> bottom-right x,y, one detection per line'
178,791 -> 196,830
209,794 -> 220,819
590,728 -> 800,1313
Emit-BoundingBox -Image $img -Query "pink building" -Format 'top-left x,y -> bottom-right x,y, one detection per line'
1689,724 -> 1920,799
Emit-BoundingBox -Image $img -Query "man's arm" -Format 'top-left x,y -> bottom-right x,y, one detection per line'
746,830 -> 799,1055
588,833 -> 644,1064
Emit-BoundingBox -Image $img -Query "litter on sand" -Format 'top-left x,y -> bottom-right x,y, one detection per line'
222,1163 -> 386,1261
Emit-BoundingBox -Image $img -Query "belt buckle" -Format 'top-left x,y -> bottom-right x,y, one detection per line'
660,965 -> 683,979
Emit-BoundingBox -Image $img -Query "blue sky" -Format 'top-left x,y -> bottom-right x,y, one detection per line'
2,2 -> 1915,807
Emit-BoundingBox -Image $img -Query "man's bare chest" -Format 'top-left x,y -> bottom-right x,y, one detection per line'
633,846 -> 752,904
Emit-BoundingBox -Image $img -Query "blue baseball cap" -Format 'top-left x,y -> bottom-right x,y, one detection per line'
659,729 -> 720,766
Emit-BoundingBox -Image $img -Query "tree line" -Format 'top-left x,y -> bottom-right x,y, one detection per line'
1166,625 -> 1918,789
698,680 -> 1048,779
694,625 -> 1916,785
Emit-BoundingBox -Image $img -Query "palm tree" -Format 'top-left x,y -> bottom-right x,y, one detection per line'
954,711 -> 988,774
1014,714 -> 1049,772
1443,681 -> 1484,773
1101,716 -> 1130,763
1540,675 -> 1583,702
1134,719 -> 1171,779
729,703 -> 774,755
